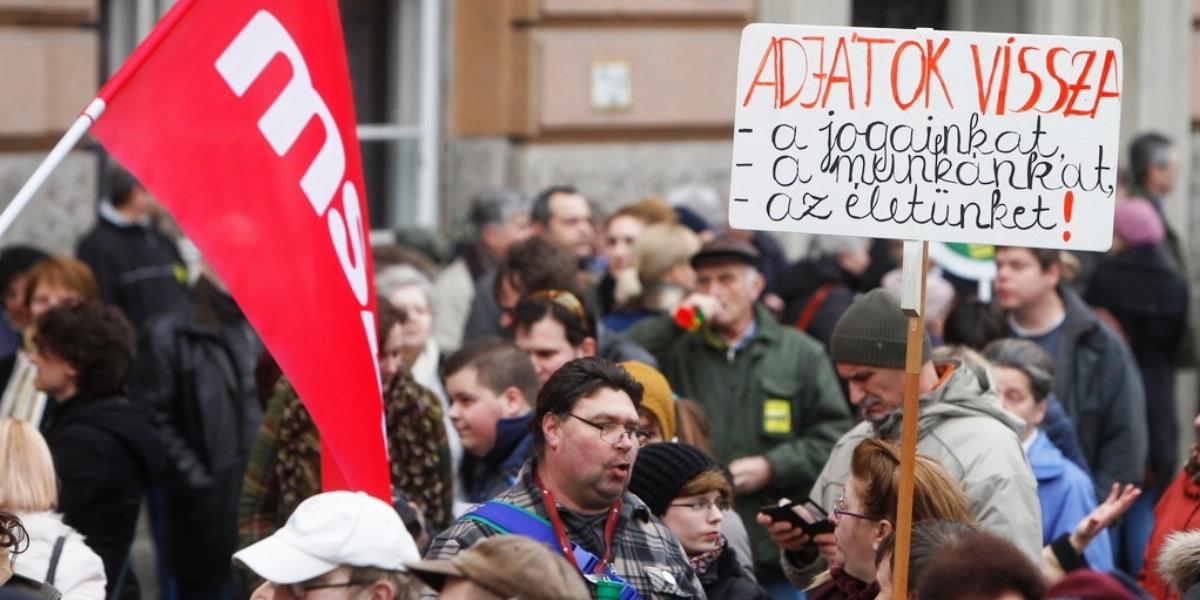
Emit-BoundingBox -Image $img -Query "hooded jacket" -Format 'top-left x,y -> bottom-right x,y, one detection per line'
1138,469 -> 1200,600
802,361 -> 1042,570
45,392 -> 163,600
1027,430 -> 1112,571
11,511 -> 106,600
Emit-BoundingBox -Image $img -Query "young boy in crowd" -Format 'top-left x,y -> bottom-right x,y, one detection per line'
443,338 -> 540,505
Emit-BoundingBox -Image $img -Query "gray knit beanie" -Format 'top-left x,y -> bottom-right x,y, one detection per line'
830,289 -> 931,368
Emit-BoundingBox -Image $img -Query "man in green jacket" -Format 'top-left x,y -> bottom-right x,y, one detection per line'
625,236 -> 852,587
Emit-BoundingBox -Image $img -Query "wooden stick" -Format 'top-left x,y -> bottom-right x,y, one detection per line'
891,239 -> 929,599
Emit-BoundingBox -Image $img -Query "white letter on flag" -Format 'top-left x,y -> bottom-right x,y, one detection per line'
214,10 -> 345,215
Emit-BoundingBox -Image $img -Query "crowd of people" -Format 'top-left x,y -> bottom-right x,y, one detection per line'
0,132 -> 1197,600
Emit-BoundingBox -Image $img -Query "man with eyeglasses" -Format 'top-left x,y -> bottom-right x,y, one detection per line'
233,491 -> 422,600
425,357 -> 704,599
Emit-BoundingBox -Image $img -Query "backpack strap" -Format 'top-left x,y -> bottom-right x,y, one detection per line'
464,501 -> 643,600
795,282 -> 837,332
44,535 -> 66,586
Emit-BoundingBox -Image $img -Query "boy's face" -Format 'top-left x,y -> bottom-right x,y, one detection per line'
446,366 -> 516,457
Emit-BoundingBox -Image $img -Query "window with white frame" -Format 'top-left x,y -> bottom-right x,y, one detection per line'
101,0 -> 442,231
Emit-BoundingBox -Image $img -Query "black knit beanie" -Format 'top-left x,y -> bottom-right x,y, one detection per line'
830,289 -> 931,369
628,442 -> 719,517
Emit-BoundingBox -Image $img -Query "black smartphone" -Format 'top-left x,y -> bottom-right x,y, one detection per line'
758,499 -> 835,537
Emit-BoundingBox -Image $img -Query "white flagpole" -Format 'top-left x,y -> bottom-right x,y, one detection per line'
0,98 -> 107,240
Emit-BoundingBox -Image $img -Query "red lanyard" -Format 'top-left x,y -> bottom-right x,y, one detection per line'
534,471 -> 621,575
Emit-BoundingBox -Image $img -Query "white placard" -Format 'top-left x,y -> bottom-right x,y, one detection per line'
729,24 -> 1122,251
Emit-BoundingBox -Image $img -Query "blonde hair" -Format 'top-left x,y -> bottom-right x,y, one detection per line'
851,438 -> 974,525
0,418 -> 58,512
634,223 -> 701,285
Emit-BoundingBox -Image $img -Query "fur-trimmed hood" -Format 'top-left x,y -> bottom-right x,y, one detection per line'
1158,529 -> 1200,594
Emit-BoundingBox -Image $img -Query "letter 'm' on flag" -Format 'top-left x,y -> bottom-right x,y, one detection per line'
89,0 -> 390,500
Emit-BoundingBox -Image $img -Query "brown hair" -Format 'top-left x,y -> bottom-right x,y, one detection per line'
915,531 -> 1044,600
493,237 -> 577,302
875,519 -> 977,591
376,295 -> 407,342
33,300 -> 136,395
23,256 -> 98,309
850,438 -> 973,525
605,196 -> 675,228
995,246 -> 1061,272
443,338 -> 540,406
678,469 -> 732,504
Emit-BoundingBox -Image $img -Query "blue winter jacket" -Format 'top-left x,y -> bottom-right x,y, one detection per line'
1028,430 -> 1113,571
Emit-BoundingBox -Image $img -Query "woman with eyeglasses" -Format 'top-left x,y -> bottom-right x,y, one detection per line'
763,438 -> 974,599
627,442 -> 769,599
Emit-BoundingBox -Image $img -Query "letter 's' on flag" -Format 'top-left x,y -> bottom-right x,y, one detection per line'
89,0 -> 390,500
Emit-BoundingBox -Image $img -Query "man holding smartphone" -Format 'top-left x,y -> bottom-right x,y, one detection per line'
760,290 -> 1041,585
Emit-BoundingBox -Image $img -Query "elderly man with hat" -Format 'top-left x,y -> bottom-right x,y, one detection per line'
764,289 -> 1042,587
233,491 -> 423,600
625,235 -> 852,592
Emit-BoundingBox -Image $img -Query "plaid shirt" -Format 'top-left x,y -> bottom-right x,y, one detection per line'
425,459 -> 706,599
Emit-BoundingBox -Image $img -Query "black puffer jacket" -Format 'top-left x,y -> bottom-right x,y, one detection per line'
129,279 -> 263,584
45,392 -> 163,600
699,546 -> 770,600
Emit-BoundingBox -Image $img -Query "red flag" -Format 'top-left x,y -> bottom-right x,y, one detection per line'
89,0 -> 389,499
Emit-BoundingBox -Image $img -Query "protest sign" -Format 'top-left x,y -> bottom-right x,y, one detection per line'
730,24 -> 1122,251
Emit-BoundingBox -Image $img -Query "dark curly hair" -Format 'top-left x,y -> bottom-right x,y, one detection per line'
33,300 -> 136,396
532,357 -> 642,454
0,511 -> 28,565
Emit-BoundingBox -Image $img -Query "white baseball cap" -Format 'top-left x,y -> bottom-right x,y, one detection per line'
233,491 -> 419,584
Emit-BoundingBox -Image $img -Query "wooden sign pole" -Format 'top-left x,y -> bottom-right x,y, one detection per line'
891,239 -> 929,599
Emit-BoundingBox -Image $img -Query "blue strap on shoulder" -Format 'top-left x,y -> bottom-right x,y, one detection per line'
464,501 -> 643,600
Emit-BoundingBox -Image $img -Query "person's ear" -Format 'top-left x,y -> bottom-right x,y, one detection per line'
1046,261 -> 1062,287
500,386 -> 528,418
1032,398 -> 1050,429
578,337 -> 597,358
750,270 -> 766,297
874,519 -> 895,548
366,579 -> 396,600
542,412 -> 565,450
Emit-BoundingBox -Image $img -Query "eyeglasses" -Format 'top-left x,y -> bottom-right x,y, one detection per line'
565,413 -> 649,447
285,580 -> 372,597
527,289 -> 589,331
669,497 -> 732,513
831,491 -> 878,523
